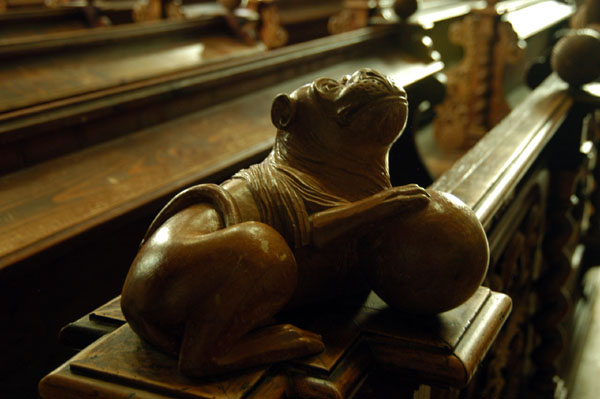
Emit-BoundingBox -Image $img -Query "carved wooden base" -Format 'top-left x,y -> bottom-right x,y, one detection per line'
46,287 -> 511,399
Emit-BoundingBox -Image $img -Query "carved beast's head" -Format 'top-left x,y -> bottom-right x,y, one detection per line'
271,69 -> 408,157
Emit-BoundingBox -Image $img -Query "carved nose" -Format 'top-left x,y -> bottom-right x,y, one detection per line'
358,68 -> 381,79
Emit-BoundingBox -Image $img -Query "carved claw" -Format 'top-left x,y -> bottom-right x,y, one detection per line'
385,183 -> 431,198
180,323 -> 324,377
378,184 -> 431,212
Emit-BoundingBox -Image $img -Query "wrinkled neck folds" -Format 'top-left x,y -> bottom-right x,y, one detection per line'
272,130 -> 391,202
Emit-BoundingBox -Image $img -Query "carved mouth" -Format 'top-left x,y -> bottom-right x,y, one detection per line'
337,94 -> 407,125
373,75 -> 398,93
357,71 -> 405,96
387,93 -> 408,104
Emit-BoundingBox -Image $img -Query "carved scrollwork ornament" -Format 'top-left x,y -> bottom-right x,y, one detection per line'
433,0 -> 523,152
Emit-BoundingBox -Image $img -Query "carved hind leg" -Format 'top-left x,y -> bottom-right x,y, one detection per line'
176,221 -> 324,377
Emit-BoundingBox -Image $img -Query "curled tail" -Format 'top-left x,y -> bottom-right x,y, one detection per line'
141,183 -> 242,246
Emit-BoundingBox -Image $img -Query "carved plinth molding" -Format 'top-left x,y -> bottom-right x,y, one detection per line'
433,0 -> 523,153
40,287 -> 511,399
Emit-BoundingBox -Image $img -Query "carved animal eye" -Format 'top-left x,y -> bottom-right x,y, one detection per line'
315,78 -> 339,92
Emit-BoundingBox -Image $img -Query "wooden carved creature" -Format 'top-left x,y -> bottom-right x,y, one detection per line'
121,69 -> 489,378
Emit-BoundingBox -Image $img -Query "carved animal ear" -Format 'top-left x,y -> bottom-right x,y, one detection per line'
271,94 -> 296,129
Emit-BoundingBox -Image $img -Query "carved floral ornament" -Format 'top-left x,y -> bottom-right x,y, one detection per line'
121,69 -> 490,377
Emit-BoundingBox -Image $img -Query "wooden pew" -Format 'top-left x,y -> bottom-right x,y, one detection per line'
245,0 -> 345,48
0,22 -> 442,398
0,1 -> 579,396
57,0 -> 152,25
0,7 -> 92,39
428,0 -> 574,162
57,0 -> 243,26
0,0 -> 49,10
46,73 -> 600,398
433,77 -> 600,397
0,15 -> 265,174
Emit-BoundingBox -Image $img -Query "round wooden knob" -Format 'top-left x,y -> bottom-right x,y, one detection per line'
551,28 -> 600,86
394,0 -> 418,19
360,189 -> 489,314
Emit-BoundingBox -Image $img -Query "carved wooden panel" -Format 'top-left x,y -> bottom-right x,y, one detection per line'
528,106 -> 595,397
458,103 -> 598,399
462,169 -> 548,399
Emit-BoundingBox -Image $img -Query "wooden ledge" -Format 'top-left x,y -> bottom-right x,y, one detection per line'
41,287 -> 511,399
0,27 -> 442,271
0,16 -> 228,58
0,26 -> 392,140
0,6 -> 81,21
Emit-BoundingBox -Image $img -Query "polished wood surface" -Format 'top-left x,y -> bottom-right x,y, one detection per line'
2,1 -> 593,397
0,26 -> 442,269
40,287 -> 511,399
0,8 -> 90,39
247,0 -> 344,47
0,20 -> 262,112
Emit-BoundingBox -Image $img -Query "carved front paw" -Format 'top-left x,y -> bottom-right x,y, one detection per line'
372,184 -> 431,217
217,323 -> 325,367
179,323 -> 324,377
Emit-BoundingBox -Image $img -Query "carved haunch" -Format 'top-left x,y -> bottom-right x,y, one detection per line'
120,69 -> 489,378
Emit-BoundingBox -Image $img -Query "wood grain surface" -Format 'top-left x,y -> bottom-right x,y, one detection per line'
0,28 -> 442,270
